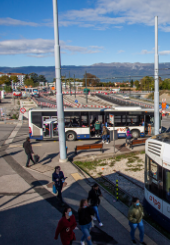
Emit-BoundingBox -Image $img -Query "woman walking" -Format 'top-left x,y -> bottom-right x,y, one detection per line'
78,199 -> 94,245
52,166 -> 65,206
54,207 -> 77,245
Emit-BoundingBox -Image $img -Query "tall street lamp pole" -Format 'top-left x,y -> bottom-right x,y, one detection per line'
53,0 -> 67,162
154,16 -> 159,135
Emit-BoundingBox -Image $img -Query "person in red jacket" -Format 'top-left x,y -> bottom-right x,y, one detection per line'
54,207 -> 77,245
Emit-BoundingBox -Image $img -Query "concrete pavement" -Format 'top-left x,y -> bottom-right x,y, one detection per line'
0,124 -> 169,245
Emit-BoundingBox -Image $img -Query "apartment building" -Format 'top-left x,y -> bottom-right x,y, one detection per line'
0,72 -> 26,87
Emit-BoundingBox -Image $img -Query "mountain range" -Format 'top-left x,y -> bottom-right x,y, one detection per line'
0,62 -> 170,82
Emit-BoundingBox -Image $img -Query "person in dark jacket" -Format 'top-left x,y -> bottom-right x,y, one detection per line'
128,197 -> 146,245
54,207 -> 77,245
88,183 -> 103,227
78,199 -> 94,245
23,137 -> 35,167
52,166 -> 65,206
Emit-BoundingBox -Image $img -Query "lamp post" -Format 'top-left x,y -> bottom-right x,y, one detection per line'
53,0 -> 67,162
85,71 -> 88,104
74,74 -> 76,98
154,16 -> 159,135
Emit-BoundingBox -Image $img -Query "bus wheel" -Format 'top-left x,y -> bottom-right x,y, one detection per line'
66,131 -> 76,141
131,129 -> 140,139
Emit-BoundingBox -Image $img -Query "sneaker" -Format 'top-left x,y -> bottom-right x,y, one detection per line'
99,222 -> 103,226
139,242 -> 147,245
106,142 -> 109,144
93,216 -> 97,221
132,240 -> 137,244
81,242 -> 85,245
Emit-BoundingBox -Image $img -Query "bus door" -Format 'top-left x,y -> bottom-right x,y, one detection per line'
51,117 -> 58,138
43,116 -> 50,138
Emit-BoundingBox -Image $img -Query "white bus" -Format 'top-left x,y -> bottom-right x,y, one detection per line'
144,133 -> 170,232
28,107 -> 156,141
25,88 -> 40,97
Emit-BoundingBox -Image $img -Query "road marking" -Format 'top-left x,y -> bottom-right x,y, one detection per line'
4,123 -> 22,145
71,173 -> 83,181
8,144 -> 42,148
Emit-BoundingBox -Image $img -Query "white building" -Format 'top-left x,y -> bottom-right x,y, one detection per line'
0,72 -> 26,87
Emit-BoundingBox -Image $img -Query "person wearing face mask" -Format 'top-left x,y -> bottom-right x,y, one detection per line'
128,197 -> 146,245
78,199 -> 94,245
52,166 -> 65,206
54,207 -> 77,245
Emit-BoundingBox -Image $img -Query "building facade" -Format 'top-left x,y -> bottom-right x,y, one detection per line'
0,72 -> 26,87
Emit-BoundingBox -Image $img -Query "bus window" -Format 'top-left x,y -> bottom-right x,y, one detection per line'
81,112 -> 88,127
127,115 -> 140,126
145,156 -> 163,198
65,112 -> 80,127
165,170 -> 170,203
90,112 -> 103,125
114,115 -> 121,126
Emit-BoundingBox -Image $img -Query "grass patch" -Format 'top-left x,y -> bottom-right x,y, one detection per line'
110,161 -> 115,167
140,150 -> 145,154
127,157 -> 137,164
125,168 -> 142,172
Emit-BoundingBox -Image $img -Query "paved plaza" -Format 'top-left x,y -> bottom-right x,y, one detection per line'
0,122 -> 169,245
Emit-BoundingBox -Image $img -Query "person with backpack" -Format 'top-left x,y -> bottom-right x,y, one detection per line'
78,199 -> 94,245
87,183 -> 103,227
54,207 -> 77,245
52,166 -> 65,206
94,120 -> 101,137
125,126 -> 132,146
23,137 -> 35,167
128,197 -> 146,245
102,126 -> 109,144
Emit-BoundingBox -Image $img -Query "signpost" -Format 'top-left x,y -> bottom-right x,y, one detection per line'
20,107 -> 26,124
109,114 -> 117,154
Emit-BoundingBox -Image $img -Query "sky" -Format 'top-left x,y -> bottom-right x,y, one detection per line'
1,0 -> 170,67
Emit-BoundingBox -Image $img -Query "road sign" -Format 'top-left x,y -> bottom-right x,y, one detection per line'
75,100 -> 78,103
166,105 -> 169,109
159,105 -> 162,109
20,107 -> 26,114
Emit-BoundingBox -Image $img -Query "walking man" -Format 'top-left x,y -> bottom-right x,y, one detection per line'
88,183 -> 103,227
125,126 -> 132,146
23,137 -> 35,167
102,126 -> 109,144
128,197 -> 146,245
94,120 -> 101,137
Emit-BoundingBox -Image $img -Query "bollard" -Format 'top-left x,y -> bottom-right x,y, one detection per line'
116,179 -> 118,201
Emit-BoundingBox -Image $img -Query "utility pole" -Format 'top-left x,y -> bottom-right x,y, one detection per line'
74,74 -> 76,98
69,71 -> 71,96
65,74 -> 66,93
85,71 -> 88,104
154,16 -> 159,135
53,0 -> 67,162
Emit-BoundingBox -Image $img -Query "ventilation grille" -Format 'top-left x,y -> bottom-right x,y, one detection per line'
148,142 -> 162,157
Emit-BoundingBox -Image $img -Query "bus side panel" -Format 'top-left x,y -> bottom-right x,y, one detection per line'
65,127 -> 90,139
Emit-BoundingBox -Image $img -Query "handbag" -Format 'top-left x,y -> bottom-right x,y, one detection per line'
53,184 -> 57,194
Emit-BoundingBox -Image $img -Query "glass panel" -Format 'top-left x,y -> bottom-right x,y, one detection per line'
114,115 -> 121,126
127,115 -> 139,126
166,170 -> 170,203
51,116 -> 58,137
146,157 -> 163,197
42,116 -> 50,137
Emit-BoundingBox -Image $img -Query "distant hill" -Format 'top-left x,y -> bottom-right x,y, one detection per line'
0,62 -> 170,82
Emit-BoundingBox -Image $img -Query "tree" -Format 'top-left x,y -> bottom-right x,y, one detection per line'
10,75 -> 19,84
29,73 -> 39,83
134,80 -> 140,90
24,78 -> 34,87
23,74 -> 29,82
38,75 -> 47,84
130,79 -> 134,87
0,75 -> 11,85
82,73 -> 100,87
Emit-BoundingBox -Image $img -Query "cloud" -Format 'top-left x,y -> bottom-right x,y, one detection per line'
159,50 -> 170,55
59,0 -> 170,31
118,50 -> 125,53
0,39 -> 103,57
0,17 -> 39,27
141,49 -> 154,54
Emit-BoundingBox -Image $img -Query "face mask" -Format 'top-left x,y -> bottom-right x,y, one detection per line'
62,180 -> 65,183
68,211 -> 72,217
84,206 -> 87,208
136,203 -> 140,206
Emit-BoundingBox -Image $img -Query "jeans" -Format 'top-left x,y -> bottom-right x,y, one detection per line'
126,137 -> 131,145
129,220 -> 144,242
93,206 -> 101,223
55,186 -> 63,203
80,222 -> 92,245
26,153 -> 35,167
102,135 -> 108,142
